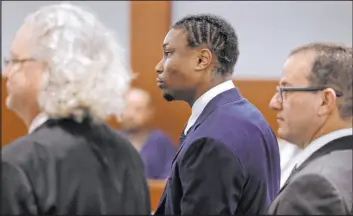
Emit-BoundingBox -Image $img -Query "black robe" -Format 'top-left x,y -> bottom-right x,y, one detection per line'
1,118 -> 151,215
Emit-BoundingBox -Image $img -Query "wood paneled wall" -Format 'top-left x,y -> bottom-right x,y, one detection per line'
234,79 -> 278,136
128,1 -> 190,145
148,180 -> 166,212
1,78 -> 27,146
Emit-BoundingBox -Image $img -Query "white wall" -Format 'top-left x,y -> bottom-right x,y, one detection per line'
172,1 -> 352,79
1,1 -> 130,65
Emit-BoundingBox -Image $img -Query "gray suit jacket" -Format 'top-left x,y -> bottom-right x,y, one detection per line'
268,135 -> 352,215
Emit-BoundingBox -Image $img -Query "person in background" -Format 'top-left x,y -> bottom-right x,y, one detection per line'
154,14 -> 281,215
120,88 -> 176,179
267,42 -> 352,215
1,3 -> 150,215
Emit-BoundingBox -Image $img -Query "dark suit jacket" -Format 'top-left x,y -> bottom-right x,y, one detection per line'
267,135 -> 353,215
155,88 -> 281,215
1,118 -> 151,215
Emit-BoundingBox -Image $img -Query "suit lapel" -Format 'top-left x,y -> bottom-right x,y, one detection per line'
192,87 -> 242,131
279,165 -> 298,193
278,181 -> 289,194
300,135 -> 352,168
278,135 -> 352,195
171,88 -> 243,167
171,125 -> 194,166
164,126 -> 195,211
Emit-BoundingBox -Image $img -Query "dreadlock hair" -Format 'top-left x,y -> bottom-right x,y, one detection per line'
172,14 -> 239,76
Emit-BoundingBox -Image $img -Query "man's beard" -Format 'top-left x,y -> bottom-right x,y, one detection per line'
163,92 -> 175,101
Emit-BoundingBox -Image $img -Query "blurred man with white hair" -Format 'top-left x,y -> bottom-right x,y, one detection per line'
1,3 -> 151,215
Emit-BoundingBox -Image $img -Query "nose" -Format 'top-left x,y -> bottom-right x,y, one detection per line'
269,94 -> 281,111
2,66 -> 10,79
155,59 -> 163,74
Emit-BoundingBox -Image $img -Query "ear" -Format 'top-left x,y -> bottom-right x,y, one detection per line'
317,88 -> 337,116
195,48 -> 212,71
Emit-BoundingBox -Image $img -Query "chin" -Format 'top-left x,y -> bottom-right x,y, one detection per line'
278,129 -> 298,145
277,126 -> 286,135
277,128 -> 289,140
123,126 -> 139,133
5,96 -> 14,110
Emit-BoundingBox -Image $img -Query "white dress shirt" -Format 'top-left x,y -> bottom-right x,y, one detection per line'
28,113 -> 49,134
280,128 -> 353,187
278,139 -> 302,187
278,139 -> 302,170
184,80 -> 235,135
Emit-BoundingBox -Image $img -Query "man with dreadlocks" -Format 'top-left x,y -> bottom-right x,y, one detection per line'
154,14 -> 281,215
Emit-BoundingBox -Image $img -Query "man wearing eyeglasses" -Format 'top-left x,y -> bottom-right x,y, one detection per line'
1,3 -> 151,215
267,42 -> 352,215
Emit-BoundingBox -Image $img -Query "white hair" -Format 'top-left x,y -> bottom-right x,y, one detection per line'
24,3 -> 133,123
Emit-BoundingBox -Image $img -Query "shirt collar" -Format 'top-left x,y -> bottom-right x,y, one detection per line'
28,113 -> 49,134
295,128 -> 353,167
280,128 -> 352,188
184,80 -> 235,134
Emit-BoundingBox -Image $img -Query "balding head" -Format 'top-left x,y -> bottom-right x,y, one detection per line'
121,88 -> 154,131
125,88 -> 153,108
290,42 -> 352,119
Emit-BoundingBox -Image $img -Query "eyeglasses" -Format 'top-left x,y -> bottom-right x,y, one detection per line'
3,57 -> 36,67
275,85 -> 343,103
3,57 -> 37,73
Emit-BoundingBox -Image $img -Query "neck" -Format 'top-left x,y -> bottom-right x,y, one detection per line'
16,104 -> 40,129
125,127 -> 150,136
125,127 -> 150,151
186,76 -> 229,107
304,117 -> 352,148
